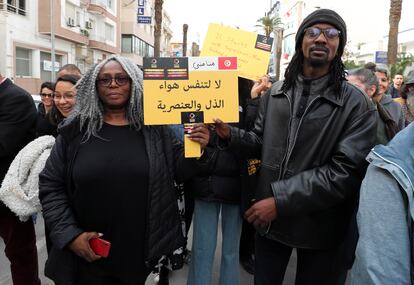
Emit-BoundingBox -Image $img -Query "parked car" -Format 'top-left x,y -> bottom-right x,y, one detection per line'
31,94 -> 41,108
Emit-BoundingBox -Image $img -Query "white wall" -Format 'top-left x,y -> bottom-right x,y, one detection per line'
1,0 -> 75,79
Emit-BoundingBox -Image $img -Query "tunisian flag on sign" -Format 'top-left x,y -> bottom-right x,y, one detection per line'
218,57 -> 237,70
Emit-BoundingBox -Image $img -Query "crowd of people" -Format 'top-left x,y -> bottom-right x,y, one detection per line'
1,7 -> 414,285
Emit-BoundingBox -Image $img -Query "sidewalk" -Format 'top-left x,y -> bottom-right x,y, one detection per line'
0,215 -> 307,285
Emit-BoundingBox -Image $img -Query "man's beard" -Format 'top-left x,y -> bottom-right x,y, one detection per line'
307,46 -> 330,67
308,57 -> 329,67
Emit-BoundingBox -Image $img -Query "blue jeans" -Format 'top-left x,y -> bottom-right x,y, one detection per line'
187,200 -> 242,285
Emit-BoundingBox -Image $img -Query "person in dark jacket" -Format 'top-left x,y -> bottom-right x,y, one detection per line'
389,72 -> 404,98
364,63 -> 405,130
36,81 -> 55,136
187,76 -> 260,285
36,75 -> 80,137
394,70 -> 414,126
0,73 -> 40,285
37,81 -> 54,115
348,68 -> 401,144
39,56 -> 210,285
239,75 -> 271,275
214,9 -> 377,285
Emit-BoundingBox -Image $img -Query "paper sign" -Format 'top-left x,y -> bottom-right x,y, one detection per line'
201,23 -> 273,81
143,56 -> 239,125
184,124 -> 201,157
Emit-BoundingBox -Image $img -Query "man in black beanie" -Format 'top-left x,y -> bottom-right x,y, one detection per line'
214,8 -> 377,284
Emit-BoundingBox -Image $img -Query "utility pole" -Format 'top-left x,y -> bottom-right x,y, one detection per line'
183,24 -> 188,56
51,0 -> 56,81
273,26 -> 284,80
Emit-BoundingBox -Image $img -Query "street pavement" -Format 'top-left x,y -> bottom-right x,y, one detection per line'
0,215 -> 350,285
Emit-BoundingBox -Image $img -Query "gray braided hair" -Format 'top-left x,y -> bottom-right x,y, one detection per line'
70,55 -> 143,142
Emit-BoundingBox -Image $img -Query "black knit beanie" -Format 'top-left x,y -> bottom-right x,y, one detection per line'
295,9 -> 347,57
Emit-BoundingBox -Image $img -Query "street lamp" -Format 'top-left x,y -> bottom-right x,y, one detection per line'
51,0 -> 56,81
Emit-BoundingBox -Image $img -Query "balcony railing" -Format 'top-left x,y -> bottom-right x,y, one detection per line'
0,0 -> 27,16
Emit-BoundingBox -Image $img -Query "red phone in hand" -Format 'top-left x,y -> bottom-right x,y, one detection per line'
89,237 -> 111,258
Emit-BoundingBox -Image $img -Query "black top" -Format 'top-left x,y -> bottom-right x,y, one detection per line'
72,123 -> 149,282
36,112 -> 57,137
36,103 -> 53,137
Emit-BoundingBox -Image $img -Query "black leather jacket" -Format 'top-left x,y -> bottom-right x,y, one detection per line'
39,118 -> 210,284
229,80 -> 377,249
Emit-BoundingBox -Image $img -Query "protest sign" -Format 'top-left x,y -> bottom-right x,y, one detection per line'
201,23 -> 273,81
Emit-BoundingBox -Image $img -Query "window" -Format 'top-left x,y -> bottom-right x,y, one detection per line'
65,2 -> 76,21
122,35 -> 153,57
122,35 -> 132,53
96,0 -> 107,7
76,11 -> 81,26
40,52 -> 63,82
105,23 -> 114,42
7,0 -> 26,16
15,47 -> 32,76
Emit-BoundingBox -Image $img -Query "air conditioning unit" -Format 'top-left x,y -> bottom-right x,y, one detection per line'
85,21 -> 92,29
67,17 -> 75,27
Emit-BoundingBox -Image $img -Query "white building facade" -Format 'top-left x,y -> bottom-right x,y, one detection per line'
0,0 -> 120,94
120,0 -> 173,66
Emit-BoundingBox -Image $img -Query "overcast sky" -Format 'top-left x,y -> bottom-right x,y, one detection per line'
163,0 -> 414,47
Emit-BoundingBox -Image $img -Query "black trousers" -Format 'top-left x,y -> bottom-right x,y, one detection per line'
254,234 -> 347,285
0,209 -> 40,285
239,219 -> 255,259
74,263 -> 149,285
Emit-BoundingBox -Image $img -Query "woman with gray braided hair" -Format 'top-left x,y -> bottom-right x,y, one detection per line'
38,56 -> 210,285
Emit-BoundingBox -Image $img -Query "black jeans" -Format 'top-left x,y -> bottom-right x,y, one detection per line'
254,234 -> 347,285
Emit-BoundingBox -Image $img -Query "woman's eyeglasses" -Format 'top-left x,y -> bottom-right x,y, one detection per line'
96,76 -> 131,87
53,93 -> 76,101
304,27 -> 341,40
40,93 -> 53,98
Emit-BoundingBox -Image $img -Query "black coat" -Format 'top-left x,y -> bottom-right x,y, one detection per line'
39,118 -> 210,284
36,112 -> 57,137
0,79 -> 37,214
229,80 -> 377,249
188,133 -> 242,204
188,94 -> 261,205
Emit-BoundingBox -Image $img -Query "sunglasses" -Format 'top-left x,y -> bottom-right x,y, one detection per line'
96,76 -> 131,87
304,27 -> 341,40
40,93 -> 53,98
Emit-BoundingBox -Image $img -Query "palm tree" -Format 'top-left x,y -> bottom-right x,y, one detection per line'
387,0 -> 403,65
153,0 -> 163,57
256,15 -> 283,80
183,24 -> 188,56
255,15 -> 282,37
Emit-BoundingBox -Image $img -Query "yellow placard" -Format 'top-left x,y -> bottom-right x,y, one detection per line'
184,134 -> 201,158
201,23 -> 273,81
143,57 -> 239,125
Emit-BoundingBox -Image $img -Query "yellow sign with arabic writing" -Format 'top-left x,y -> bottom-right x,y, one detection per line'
143,56 -> 239,125
201,23 -> 273,81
